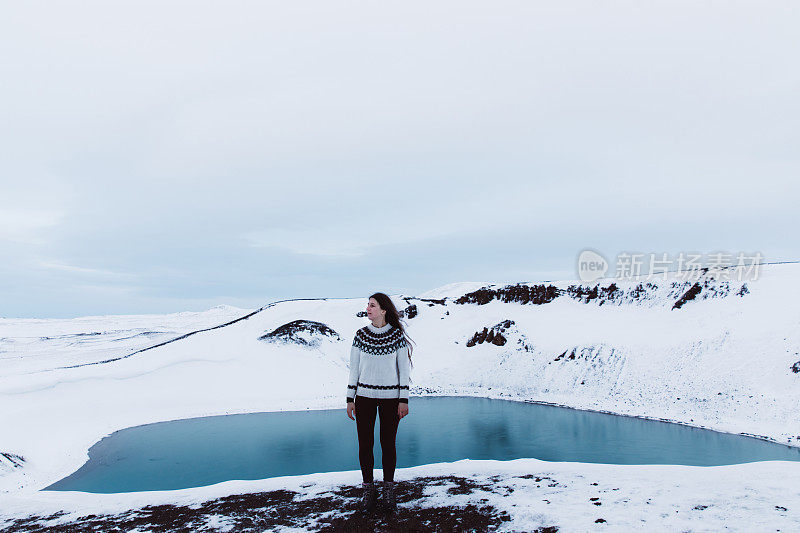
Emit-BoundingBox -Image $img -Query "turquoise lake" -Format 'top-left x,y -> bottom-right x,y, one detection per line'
45,396 -> 800,493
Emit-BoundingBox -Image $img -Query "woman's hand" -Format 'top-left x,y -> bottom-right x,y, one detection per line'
347,402 -> 355,420
398,403 -> 409,420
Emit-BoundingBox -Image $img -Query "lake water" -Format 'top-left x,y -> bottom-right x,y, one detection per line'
45,396 -> 800,493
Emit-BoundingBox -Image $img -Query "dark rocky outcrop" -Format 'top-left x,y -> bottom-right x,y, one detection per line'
791,361 -> 800,374
402,296 -> 445,309
418,297 -> 446,306
695,278 -> 735,299
565,283 -> 625,305
259,320 -> 341,347
454,273 -> 748,310
399,304 -> 418,319
672,283 -> 702,310
455,284 -> 560,306
666,278 -> 741,304
568,280 -> 688,307
466,320 -> 515,347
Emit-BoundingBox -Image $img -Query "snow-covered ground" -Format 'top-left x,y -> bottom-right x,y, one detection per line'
2,458 -> 799,532
2,263 -> 800,531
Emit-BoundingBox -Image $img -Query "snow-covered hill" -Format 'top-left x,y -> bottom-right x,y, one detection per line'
0,305 -> 255,375
1,264 -> 799,530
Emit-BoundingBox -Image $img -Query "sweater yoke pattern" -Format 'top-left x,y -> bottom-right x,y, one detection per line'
352,325 -> 406,355
346,322 -> 411,404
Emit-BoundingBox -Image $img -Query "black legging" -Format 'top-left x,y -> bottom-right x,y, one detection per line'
354,395 -> 400,483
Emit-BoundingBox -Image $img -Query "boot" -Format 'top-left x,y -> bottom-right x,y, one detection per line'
382,480 -> 396,517
361,481 -> 377,515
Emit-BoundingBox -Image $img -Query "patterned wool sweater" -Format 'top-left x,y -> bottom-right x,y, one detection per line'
346,322 -> 411,404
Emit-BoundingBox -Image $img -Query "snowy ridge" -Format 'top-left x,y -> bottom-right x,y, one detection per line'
0,305 -> 255,376
451,268 -> 750,309
417,281 -> 492,300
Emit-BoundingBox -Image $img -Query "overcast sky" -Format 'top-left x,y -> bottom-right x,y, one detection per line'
1,0 -> 797,318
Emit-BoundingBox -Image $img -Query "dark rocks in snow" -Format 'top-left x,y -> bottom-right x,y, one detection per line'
436,474 -> 499,496
418,297 -> 446,306
555,347 -> 583,361
565,283 -> 622,305
1,452 -> 25,468
553,345 -> 621,367
737,283 -> 750,296
455,284 -> 560,306
571,274 -> 748,308
569,284 -> 598,303
791,361 -> 800,374
517,336 -> 535,353
455,273 -> 745,310
259,320 -> 341,347
672,283 -> 702,310
3,475 -> 528,533
698,278 -> 736,299
39,331 -> 103,341
466,320 -> 515,347
467,328 -> 505,347
566,281 -> 673,306
399,304 -> 418,319
554,349 -> 569,362
671,277 -> 741,304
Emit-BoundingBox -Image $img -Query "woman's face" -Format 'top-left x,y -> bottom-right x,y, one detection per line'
366,298 -> 385,322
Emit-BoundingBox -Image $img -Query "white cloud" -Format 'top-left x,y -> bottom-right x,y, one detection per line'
0,208 -> 65,244
34,260 -> 133,278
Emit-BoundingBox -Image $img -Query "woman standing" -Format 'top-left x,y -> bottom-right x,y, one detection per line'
346,292 -> 414,518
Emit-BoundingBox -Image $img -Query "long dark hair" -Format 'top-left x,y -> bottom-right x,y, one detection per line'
370,292 -> 415,370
